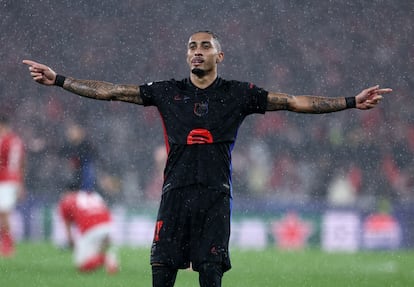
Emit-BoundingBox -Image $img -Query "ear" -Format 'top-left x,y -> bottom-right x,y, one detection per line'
216,52 -> 224,63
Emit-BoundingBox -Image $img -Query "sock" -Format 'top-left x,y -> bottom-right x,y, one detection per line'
0,230 -> 14,255
198,262 -> 223,287
152,265 -> 178,287
105,249 -> 119,274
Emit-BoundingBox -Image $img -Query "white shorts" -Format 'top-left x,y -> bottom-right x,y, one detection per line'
74,223 -> 112,267
0,182 -> 19,212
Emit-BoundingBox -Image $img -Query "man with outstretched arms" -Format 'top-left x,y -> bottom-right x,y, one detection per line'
23,30 -> 391,287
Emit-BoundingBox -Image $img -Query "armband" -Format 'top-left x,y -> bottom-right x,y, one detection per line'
345,97 -> 356,109
54,74 -> 66,87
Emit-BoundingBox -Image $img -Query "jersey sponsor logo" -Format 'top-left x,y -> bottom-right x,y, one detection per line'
187,129 -> 213,144
194,101 -> 209,117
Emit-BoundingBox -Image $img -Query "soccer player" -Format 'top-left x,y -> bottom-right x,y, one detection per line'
0,115 -> 25,257
23,31 -> 392,287
60,122 -> 98,191
58,188 -> 118,274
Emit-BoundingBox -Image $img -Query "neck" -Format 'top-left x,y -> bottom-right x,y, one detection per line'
189,70 -> 218,89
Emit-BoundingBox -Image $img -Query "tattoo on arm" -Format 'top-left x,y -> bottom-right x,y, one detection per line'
308,97 -> 347,113
63,77 -> 143,104
266,92 -> 291,110
267,92 -> 347,113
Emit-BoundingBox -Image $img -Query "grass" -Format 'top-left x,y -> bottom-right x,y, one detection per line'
1,242 -> 413,287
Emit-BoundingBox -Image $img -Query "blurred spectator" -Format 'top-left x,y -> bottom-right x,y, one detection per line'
59,123 -> 97,192
0,115 -> 25,257
144,145 -> 167,201
327,163 -> 362,207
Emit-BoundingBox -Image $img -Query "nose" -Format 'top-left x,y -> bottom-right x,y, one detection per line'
193,44 -> 203,56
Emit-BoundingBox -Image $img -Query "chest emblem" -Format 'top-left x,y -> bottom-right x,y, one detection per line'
194,102 -> 209,117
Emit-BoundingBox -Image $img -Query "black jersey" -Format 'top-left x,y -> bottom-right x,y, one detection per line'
139,77 -> 268,194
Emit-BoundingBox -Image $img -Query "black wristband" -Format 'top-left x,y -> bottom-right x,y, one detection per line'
54,74 -> 66,87
345,97 -> 356,109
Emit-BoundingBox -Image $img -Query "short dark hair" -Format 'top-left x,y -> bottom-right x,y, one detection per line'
191,30 -> 222,52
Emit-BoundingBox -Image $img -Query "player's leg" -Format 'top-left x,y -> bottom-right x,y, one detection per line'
0,211 -> 13,256
198,262 -> 223,287
191,187 -> 232,286
150,188 -> 191,267
98,226 -> 120,274
150,187 -> 192,286
152,264 -> 178,287
0,183 -> 18,257
75,227 -> 105,272
104,246 -> 119,274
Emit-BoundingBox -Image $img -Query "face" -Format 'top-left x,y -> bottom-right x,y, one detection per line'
186,32 -> 224,74
66,124 -> 85,143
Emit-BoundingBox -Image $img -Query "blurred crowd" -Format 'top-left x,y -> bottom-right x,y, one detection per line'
2,1 -> 413,208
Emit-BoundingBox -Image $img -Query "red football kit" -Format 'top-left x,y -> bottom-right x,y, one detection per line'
0,131 -> 25,183
59,191 -> 111,234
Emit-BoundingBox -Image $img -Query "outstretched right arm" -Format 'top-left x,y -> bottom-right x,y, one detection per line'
22,60 -> 143,105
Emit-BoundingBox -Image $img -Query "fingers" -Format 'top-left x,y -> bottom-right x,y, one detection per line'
366,96 -> 382,106
28,68 -> 46,81
22,59 -> 37,66
22,59 -> 47,68
371,95 -> 383,101
364,85 -> 380,94
376,88 -> 393,95
366,85 -> 392,95
23,59 -> 43,70
22,59 -> 50,72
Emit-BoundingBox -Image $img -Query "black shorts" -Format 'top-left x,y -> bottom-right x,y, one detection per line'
150,184 -> 232,272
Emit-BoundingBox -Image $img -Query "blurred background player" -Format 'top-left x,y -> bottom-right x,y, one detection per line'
58,187 -> 119,273
0,114 -> 25,257
60,122 -> 98,192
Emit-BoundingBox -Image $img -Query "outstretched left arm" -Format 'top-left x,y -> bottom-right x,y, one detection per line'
266,85 -> 392,113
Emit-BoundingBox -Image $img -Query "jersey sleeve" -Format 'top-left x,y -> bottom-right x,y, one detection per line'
238,82 -> 268,115
139,81 -> 170,107
139,83 -> 156,106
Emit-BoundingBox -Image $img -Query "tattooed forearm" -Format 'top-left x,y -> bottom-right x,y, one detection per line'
63,77 -> 142,104
267,92 -> 347,113
309,97 -> 347,113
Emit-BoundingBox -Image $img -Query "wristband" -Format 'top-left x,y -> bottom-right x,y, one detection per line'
54,74 -> 66,87
345,97 -> 356,109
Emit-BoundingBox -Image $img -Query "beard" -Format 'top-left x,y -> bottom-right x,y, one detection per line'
191,68 -> 206,78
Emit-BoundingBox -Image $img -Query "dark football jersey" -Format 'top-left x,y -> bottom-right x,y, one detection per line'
139,77 -> 268,194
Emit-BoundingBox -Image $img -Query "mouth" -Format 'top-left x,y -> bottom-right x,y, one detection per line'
191,57 -> 204,66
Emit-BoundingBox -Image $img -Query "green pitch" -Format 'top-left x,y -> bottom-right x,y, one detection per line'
1,242 -> 413,287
